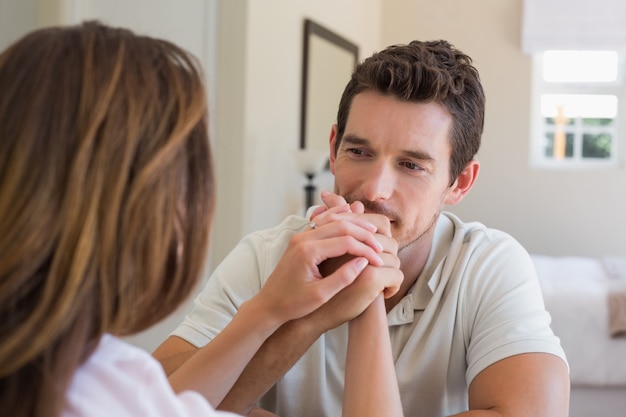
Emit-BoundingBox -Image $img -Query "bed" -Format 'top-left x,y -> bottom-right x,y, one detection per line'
531,254 -> 626,417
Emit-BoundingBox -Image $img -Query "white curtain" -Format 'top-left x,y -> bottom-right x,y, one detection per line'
522,0 -> 626,53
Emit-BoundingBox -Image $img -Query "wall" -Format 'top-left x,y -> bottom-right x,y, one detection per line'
0,0 -> 37,51
382,0 -> 626,258
218,0 -> 626,261
212,0 -> 382,265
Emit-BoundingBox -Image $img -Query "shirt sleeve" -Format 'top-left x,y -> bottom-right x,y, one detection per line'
171,232 -> 267,347
170,215 -> 307,348
461,231 -> 568,384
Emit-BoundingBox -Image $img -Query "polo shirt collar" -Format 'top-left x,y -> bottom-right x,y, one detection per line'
387,213 -> 455,326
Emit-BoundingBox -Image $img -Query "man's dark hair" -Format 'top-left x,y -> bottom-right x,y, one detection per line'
335,40 -> 485,184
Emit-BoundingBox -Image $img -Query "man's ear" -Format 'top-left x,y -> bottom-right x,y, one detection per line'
328,124 -> 339,174
444,159 -> 480,205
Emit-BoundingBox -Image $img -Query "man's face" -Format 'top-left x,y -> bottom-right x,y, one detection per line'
329,90 -> 458,253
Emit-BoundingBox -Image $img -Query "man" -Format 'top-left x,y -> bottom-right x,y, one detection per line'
154,40 -> 570,417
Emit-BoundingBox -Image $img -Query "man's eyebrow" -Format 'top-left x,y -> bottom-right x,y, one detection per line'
403,149 -> 436,162
341,134 -> 368,146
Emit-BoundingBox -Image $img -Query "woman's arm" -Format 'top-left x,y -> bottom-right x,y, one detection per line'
167,253 -> 371,407
343,294 -> 403,417
167,205 -> 390,407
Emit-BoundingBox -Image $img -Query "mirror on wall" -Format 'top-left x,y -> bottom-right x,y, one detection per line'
300,19 -> 358,154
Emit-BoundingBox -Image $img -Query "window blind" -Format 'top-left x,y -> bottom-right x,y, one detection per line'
522,0 -> 626,53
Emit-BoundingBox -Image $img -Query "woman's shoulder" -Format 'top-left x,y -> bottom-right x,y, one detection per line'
63,335 -> 237,417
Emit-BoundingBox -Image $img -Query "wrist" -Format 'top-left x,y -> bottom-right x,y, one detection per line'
349,294 -> 386,330
284,313 -> 327,341
238,296 -> 285,339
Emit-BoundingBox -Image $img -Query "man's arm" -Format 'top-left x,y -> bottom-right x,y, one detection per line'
153,336 -> 197,376
154,191 -> 401,414
216,194 -> 401,415
153,329 -> 307,416
152,298 -> 326,411
453,353 -> 569,417
217,255 -> 403,415
216,316 -> 320,413
238,294 -> 406,417
153,208 -> 399,413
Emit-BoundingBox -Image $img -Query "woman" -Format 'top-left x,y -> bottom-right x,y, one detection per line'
0,21 -> 402,417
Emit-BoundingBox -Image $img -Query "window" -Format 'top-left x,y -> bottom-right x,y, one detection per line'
530,50 -> 623,168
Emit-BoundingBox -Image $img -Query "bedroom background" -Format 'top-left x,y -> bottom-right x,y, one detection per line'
3,1 -> 625,415
4,0 -> 623,264
1,0 -> 624,366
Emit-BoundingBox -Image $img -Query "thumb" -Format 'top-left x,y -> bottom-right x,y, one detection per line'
310,205 -> 327,219
321,190 -> 349,210
349,200 -> 365,214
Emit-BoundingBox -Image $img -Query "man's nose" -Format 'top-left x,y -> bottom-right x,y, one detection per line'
360,162 -> 394,202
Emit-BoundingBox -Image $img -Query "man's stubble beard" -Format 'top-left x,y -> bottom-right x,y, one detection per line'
397,210 -> 440,256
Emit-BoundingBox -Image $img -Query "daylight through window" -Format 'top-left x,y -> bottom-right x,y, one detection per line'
530,50 -> 622,168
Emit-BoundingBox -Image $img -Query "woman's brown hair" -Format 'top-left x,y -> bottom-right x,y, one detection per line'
0,21 -> 214,417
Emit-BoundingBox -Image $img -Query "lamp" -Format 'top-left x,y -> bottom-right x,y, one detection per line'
293,149 -> 329,210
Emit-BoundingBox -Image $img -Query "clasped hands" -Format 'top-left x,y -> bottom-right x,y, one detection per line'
256,190 -> 403,332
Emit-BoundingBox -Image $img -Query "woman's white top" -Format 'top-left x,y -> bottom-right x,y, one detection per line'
63,334 -> 240,417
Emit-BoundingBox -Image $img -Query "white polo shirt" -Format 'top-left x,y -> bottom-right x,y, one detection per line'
173,212 -> 567,417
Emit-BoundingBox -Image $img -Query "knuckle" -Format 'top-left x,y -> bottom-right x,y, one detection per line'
335,218 -> 353,233
311,290 -> 327,306
290,232 -> 306,245
290,237 -> 313,258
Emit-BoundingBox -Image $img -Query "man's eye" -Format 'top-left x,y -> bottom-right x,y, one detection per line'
402,161 -> 423,171
348,148 -> 367,156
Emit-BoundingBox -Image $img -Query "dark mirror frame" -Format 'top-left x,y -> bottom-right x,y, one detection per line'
300,19 -> 359,150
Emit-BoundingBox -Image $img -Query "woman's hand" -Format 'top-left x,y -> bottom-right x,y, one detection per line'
251,198 -> 387,326
314,190 -> 401,299
299,190 -> 404,331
